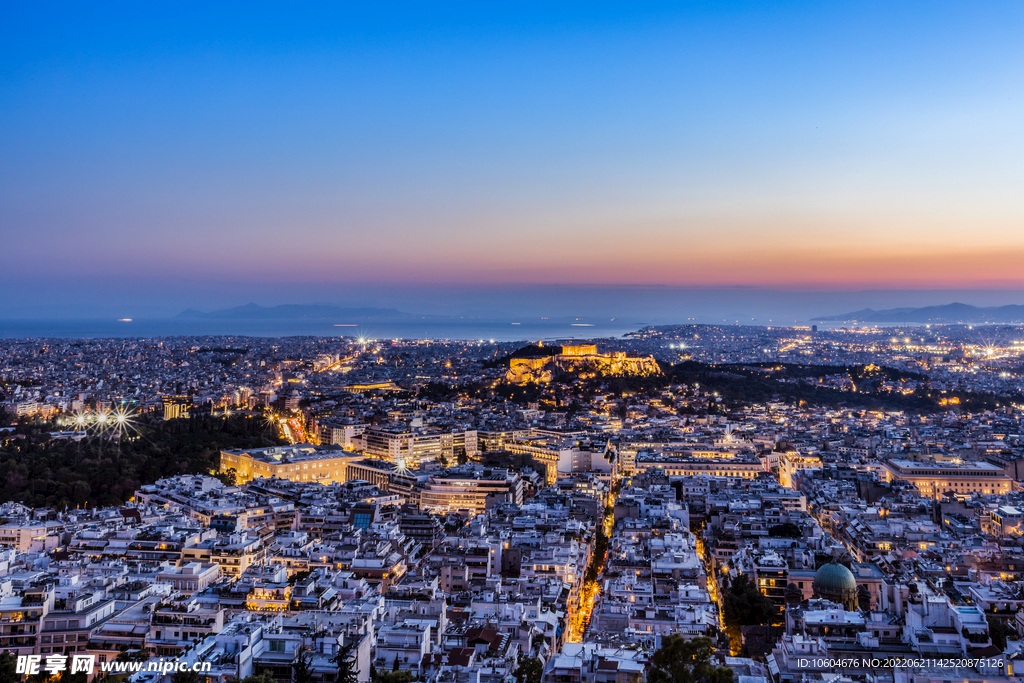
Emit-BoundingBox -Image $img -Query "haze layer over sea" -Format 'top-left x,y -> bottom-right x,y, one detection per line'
0,317 -> 643,341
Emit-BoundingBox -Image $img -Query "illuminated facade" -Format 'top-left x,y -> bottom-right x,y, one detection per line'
989,505 -> 1024,537
344,458 -> 424,501
162,395 -> 191,420
220,445 -> 365,485
880,458 -> 1012,499
155,562 -> 221,595
560,344 -> 598,357
0,592 -> 48,656
181,537 -> 267,577
632,454 -> 764,479
505,435 -> 582,484
618,443 -> 748,475
417,470 -> 524,513
750,550 -> 789,608
779,452 -> 823,488
363,425 -> 478,468
245,583 -> 292,612
0,522 -> 48,553
477,428 -> 531,451
507,344 -> 660,384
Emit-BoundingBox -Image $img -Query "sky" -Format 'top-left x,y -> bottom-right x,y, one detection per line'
2,2 -> 1024,319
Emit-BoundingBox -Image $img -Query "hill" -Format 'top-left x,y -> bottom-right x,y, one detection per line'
583,360 -> 1014,414
484,344 -> 563,369
0,414 -> 284,509
812,303 -> 1024,324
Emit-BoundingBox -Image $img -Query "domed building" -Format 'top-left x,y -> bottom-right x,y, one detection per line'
812,561 -> 859,610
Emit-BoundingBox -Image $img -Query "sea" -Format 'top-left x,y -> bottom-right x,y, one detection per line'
0,317 -> 648,342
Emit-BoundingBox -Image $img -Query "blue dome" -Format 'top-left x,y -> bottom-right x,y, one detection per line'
813,562 -> 857,594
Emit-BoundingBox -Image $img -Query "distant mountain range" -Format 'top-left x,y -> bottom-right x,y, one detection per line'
175,303 -> 413,320
813,303 -> 1024,324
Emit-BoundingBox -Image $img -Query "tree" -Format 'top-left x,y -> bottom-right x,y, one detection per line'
288,569 -> 312,585
857,585 -> 871,611
514,657 -> 543,683
293,649 -> 314,683
55,667 -> 92,683
988,615 -> 1016,649
722,575 -> 776,629
331,642 -> 359,683
647,635 -> 733,683
372,672 -> 414,683
0,413 -> 283,508
814,551 -> 852,569
585,526 -> 609,583
0,653 -> 18,683
239,672 -> 277,683
767,523 -> 802,539
172,671 -> 199,683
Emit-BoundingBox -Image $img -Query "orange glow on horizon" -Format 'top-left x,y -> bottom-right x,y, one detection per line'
282,244 -> 1024,289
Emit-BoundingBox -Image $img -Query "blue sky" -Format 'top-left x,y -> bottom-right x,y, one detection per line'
2,2 -> 1023,317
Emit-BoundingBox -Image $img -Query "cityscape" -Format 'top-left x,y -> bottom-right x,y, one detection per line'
3,324 -> 1024,683
3,4 -> 1024,683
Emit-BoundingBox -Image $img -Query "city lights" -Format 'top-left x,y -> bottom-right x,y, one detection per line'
2,1 -> 1022,671
5,319 -> 1024,670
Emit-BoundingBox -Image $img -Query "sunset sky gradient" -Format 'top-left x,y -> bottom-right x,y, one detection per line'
2,2 -> 1023,317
